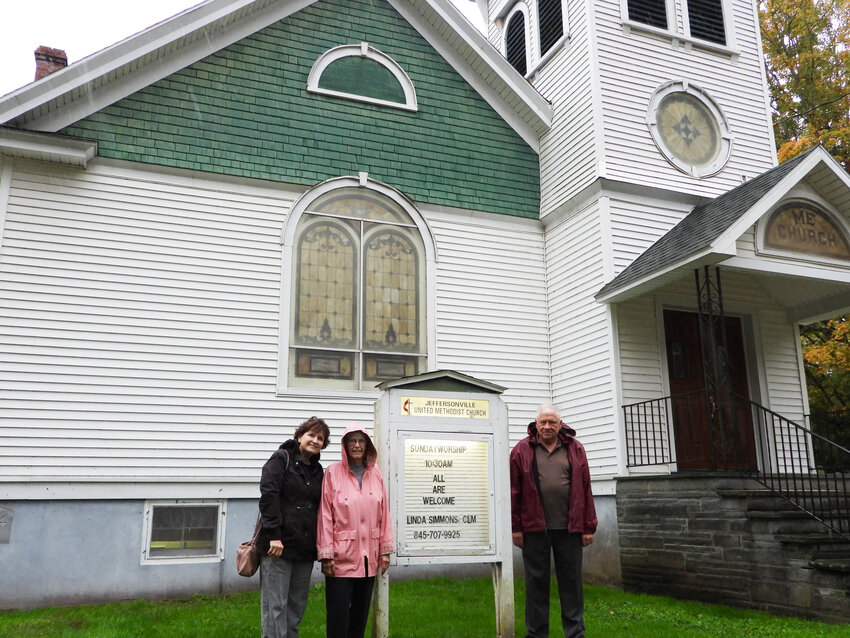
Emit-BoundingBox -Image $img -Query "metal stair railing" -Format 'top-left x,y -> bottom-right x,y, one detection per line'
622,391 -> 850,540
737,393 -> 850,541
622,390 -> 707,467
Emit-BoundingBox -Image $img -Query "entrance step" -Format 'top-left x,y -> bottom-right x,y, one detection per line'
809,558 -> 850,574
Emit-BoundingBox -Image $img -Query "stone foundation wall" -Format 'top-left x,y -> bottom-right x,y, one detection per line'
616,474 -> 849,624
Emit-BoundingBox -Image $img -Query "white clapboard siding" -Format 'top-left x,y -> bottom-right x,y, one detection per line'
757,308 -> 806,423
545,202 -> 619,476
617,296 -> 664,405
0,161 -> 366,483
736,227 -> 757,255
0,160 -> 557,489
594,0 -> 776,198
536,0 -> 599,216
608,196 -> 695,276
427,213 -> 552,447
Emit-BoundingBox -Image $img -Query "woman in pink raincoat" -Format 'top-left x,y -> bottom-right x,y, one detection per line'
317,422 -> 393,638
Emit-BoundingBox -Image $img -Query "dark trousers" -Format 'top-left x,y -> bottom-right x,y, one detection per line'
324,574 -> 375,638
521,530 -> 585,638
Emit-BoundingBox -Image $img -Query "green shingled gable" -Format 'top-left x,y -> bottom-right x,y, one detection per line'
62,0 -> 540,218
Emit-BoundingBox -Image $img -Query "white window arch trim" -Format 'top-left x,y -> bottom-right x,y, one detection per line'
497,1 -> 569,80
646,80 -> 732,178
307,43 -> 418,112
277,175 -> 438,396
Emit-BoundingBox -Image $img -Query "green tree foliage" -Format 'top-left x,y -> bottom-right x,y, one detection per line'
759,0 -> 850,168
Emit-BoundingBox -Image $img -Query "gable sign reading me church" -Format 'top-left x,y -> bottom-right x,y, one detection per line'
764,202 -> 850,261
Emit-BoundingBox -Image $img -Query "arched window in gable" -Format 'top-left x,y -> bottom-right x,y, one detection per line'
505,8 -> 528,76
307,43 -> 417,111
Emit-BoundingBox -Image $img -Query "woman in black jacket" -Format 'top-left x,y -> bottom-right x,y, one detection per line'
259,416 -> 330,638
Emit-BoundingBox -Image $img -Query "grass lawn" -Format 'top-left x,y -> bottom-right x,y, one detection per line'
1,577 -> 848,637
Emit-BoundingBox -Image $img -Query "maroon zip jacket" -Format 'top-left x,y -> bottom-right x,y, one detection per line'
509,421 -> 598,535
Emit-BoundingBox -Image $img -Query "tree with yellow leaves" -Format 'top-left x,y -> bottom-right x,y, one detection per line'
759,0 -> 850,168
800,316 -> 850,463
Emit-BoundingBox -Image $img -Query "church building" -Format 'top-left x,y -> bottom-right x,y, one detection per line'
1,0 -> 848,616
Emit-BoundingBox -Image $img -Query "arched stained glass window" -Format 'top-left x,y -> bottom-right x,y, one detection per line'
363,229 -> 419,352
289,186 -> 427,389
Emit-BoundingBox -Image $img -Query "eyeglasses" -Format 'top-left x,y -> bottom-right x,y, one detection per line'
345,438 -> 366,448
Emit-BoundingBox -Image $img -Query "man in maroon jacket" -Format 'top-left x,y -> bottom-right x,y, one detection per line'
510,404 -> 598,638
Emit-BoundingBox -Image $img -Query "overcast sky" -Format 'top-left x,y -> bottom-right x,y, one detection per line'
0,0 -> 485,98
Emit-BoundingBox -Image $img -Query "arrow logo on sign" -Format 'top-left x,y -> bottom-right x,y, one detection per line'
403,398 -> 410,414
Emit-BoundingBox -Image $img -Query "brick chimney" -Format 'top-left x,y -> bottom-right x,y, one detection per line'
34,46 -> 68,80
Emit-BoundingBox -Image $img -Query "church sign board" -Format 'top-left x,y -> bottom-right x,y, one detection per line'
372,370 -> 515,637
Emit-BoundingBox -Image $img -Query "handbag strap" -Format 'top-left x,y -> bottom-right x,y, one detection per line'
251,511 -> 262,543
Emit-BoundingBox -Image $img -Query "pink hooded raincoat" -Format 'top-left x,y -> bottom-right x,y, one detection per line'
317,422 -> 394,577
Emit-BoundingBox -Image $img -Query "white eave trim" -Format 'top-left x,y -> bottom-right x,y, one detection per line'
720,256 -> 850,285
1,0 -> 551,149
595,247 -> 733,303
713,147 -> 848,249
429,0 -> 552,123
598,147 -> 850,304
0,0 -> 316,131
389,0 -> 552,147
0,129 -> 97,167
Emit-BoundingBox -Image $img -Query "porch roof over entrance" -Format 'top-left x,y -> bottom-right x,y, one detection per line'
596,146 -> 850,320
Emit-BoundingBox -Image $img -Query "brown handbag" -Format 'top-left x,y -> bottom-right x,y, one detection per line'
236,513 -> 263,577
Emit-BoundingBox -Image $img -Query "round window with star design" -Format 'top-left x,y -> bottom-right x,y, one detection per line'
647,82 -> 732,178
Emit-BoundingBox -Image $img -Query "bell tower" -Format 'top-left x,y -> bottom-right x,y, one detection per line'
482,0 -> 781,438
485,0 -> 778,217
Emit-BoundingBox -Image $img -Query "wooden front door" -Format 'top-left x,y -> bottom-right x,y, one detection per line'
663,309 -> 757,470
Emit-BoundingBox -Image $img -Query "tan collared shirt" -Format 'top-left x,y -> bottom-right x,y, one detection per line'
535,441 -> 571,530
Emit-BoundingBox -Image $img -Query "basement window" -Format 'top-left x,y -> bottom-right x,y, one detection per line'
308,43 -> 417,111
141,501 -> 225,564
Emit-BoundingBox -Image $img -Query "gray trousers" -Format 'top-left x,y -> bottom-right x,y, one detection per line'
521,530 -> 585,638
260,555 -> 314,638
